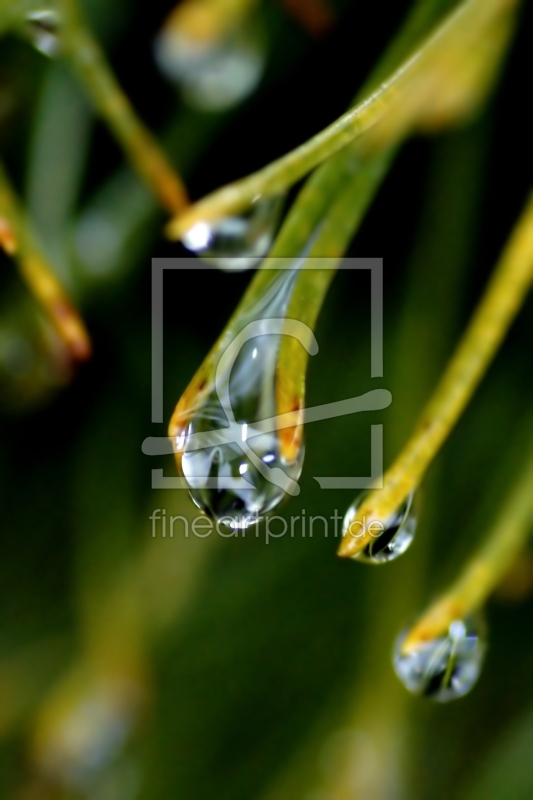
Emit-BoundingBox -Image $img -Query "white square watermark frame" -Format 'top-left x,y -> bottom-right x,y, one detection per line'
142,257 -> 388,491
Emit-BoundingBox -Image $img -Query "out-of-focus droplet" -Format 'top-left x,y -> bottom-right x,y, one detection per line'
343,491 -> 417,564
33,678 -> 144,789
73,171 -> 152,280
393,616 -> 486,702
25,10 -> 61,58
0,297 -> 72,412
74,212 -> 124,277
154,19 -> 265,112
182,195 -> 283,270
171,269 -> 311,528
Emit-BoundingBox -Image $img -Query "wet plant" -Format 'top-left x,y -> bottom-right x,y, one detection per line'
1,0 -> 533,798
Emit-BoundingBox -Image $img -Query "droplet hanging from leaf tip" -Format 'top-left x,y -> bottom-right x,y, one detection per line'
24,10 -> 61,58
343,490 -> 417,564
393,615 -> 487,702
154,13 -> 266,112
170,270 -> 305,528
182,195 -> 284,270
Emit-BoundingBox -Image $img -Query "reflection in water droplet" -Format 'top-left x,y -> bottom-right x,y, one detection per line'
343,491 -> 417,564
25,10 -> 61,57
154,22 -> 265,111
174,270 -> 307,528
182,195 -> 283,271
393,616 -> 486,702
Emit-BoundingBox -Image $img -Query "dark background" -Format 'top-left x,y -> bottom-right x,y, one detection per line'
0,0 -> 532,798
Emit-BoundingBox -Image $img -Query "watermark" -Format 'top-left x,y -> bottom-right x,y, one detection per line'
149,507 -> 385,544
142,257 -> 388,493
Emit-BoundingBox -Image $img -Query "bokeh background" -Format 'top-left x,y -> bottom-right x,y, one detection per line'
1,0 -> 533,798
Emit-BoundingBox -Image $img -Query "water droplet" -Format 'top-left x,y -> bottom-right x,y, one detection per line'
25,10 -> 61,57
154,20 -> 265,112
0,298 -> 71,412
343,491 -> 417,564
182,195 -> 283,271
171,270 -> 311,528
74,213 -> 123,276
393,616 -> 486,702
34,678 -> 143,788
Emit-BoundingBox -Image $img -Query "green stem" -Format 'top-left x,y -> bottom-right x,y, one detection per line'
339,192 -> 533,558
58,0 -> 188,215
0,0 -> 44,34
167,0 -> 462,460
0,162 -> 91,360
275,149 -> 394,432
402,443 -> 533,652
166,0 -> 517,239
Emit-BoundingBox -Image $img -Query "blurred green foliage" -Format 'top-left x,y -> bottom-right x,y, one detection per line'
1,0 -> 533,798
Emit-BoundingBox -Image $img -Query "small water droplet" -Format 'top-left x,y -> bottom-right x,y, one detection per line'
154,21 -> 265,112
393,615 -> 486,702
182,195 -> 284,270
343,491 -> 417,564
25,10 -> 61,58
172,270 -> 308,528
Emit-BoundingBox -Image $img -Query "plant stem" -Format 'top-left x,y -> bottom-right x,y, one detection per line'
167,0 -> 513,469
266,0 -> 459,260
265,0 -> 458,431
401,446 -> 533,652
274,150 -> 394,459
168,0 -> 501,463
0,0 -> 42,34
0,163 -> 91,360
168,147 -> 391,459
59,0 -> 189,215
339,192 -> 533,558
166,0 -> 517,240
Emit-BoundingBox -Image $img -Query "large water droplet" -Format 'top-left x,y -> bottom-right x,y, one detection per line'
182,195 -> 283,271
343,491 -> 417,564
393,616 -> 486,702
172,269 -> 311,528
154,21 -> 265,112
180,397 -> 304,528
25,10 -> 61,57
